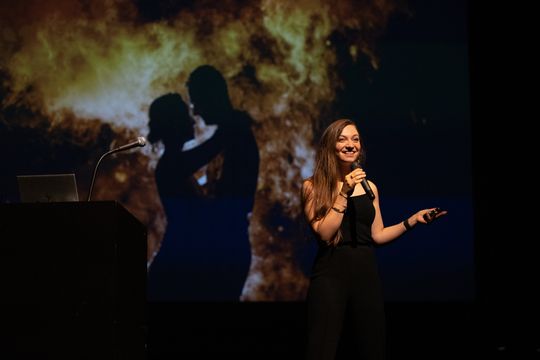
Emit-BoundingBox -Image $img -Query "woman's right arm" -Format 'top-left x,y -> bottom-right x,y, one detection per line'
179,126 -> 227,174
302,180 -> 348,243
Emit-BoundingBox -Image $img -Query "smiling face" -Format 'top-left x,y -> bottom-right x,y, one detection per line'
335,124 -> 361,165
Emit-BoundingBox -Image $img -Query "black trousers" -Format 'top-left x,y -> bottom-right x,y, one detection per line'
306,244 -> 385,360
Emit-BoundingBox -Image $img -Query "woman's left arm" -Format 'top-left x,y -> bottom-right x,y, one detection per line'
369,181 -> 447,245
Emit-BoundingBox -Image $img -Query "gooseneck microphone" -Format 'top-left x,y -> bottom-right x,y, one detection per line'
87,137 -> 146,201
108,136 -> 147,153
351,160 -> 375,200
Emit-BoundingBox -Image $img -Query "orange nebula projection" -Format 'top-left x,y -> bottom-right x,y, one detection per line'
0,0 -> 401,300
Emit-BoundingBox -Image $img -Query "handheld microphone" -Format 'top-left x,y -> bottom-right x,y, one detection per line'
87,137 -> 147,201
351,160 -> 375,200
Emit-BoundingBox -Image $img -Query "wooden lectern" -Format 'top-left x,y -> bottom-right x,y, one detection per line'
0,201 -> 147,359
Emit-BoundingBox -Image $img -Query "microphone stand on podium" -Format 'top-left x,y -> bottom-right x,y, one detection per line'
87,136 -> 147,201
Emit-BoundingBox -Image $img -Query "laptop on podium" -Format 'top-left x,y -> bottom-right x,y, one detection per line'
16,173 -> 80,203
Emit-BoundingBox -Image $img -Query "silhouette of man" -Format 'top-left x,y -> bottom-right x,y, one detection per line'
187,65 -> 260,300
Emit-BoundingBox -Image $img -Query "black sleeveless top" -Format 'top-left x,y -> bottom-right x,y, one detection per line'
339,194 -> 376,246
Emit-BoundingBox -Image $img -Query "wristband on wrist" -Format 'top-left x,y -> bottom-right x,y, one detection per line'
403,218 -> 413,231
332,206 -> 347,214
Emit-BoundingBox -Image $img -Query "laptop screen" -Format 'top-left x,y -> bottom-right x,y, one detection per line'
16,173 -> 80,203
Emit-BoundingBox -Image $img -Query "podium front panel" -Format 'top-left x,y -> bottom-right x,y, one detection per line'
0,201 -> 147,360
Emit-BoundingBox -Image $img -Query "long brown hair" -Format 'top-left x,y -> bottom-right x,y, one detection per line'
302,119 -> 365,246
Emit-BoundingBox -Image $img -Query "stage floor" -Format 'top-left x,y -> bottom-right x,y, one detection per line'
146,301 -> 539,360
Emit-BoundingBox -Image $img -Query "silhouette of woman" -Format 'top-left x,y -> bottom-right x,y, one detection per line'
146,92 -> 226,301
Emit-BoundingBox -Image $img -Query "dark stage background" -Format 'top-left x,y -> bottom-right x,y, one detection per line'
1,0 -> 536,358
